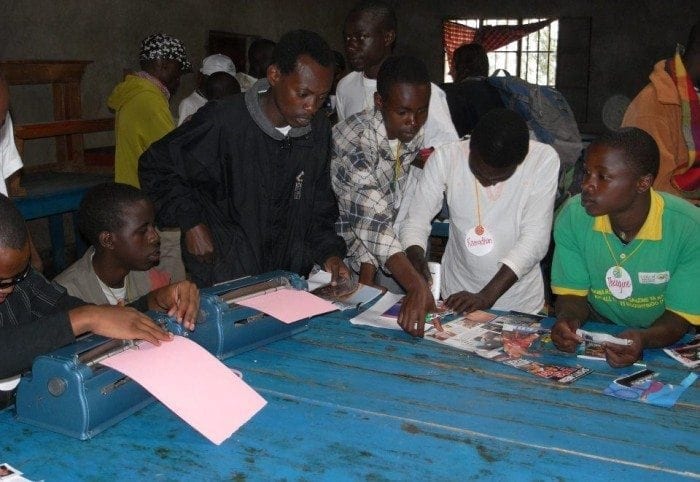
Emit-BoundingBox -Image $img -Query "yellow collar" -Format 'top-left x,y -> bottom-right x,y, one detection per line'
593,189 -> 664,241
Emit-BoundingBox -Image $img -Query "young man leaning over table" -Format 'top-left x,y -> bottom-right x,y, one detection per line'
331,55 -> 437,338
139,30 -> 350,288
550,127 -> 699,368
400,109 -> 560,337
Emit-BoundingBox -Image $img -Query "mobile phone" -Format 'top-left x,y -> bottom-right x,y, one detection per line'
614,369 -> 656,387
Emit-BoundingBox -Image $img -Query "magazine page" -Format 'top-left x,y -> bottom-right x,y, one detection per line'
308,271 -> 382,311
663,335 -> 700,368
424,311 -> 591,384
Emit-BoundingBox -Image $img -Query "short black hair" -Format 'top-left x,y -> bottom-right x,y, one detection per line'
348,1 -> 397,33
453,43 -> 489,79
376,55 -> 430,99
271,30 -> 334,75
203,72 -> 241,100
79,182 -> 150,247
589,127 -> 660,178
0,194 -> 28,250
470,108 -> 530,168
248,38 -> 276,60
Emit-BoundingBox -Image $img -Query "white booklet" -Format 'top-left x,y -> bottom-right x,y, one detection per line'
349,292 -> 405,329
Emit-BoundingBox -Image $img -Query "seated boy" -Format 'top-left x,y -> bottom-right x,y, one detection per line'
0,193 -> 178,387
331,55 -> 437,333
401,109 -> 560,336
56,182 -> 198,328
550,128 -> 699,367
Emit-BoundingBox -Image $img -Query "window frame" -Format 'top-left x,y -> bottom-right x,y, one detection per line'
444,17 -> 559,87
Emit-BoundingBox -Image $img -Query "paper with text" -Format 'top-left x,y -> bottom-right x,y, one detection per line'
101,336 -> 267,445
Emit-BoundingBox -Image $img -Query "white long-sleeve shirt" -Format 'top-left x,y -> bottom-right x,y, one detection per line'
335,71 -> 458,149
177,91 -> 207,126
0,114 -> 23,196
401,139 -> 560,313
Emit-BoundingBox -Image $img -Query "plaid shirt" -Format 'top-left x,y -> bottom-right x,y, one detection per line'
331,108 -> 424,271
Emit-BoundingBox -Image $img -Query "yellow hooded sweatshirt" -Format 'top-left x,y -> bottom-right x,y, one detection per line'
107,75 -> 174,187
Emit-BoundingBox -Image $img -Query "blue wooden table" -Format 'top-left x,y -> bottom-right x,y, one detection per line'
1,314 -> 697,481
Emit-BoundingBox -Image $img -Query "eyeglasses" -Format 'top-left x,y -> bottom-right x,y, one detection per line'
0,263 -> 31,289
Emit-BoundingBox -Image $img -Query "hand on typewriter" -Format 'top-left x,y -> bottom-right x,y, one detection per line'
69,305 -> 173,345
148,280 -> 200,331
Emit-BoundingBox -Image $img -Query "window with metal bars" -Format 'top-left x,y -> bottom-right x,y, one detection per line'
444,18 -> 559,86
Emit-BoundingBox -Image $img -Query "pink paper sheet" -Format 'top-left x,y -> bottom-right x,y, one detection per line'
100,336 -> 266,445
238,288 -> 338,323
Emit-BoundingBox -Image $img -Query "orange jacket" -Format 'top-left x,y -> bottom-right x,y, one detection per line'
622,60 -> 699,203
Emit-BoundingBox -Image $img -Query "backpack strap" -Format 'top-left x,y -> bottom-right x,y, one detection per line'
491,69 -> 512,78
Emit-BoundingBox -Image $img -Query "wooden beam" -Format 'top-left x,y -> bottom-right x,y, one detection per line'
13,118 -> 114,140
0,60 -> 92,85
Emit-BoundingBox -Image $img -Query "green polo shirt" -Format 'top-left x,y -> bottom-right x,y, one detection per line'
551,190 -> 699,328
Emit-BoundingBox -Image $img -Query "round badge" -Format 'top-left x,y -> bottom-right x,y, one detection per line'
605,266 -> 633,299
465,226 -> 494,256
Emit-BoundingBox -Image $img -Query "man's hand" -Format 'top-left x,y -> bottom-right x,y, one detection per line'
69,305 -> 173,346
604,330 -> 644,367
185,224 -> 214,264
323,256 -> 351,286
551,317 -> 583,353
444,290 -> 491,314
397,281 -> 437,337
405,245 -> 432,284
148,281 -> 200,331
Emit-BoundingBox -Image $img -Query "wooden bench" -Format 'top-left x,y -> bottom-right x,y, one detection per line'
1,60 -> 116,272
13,117 -> 115,172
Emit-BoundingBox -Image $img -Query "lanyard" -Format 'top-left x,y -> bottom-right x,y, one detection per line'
391,142 -> 402,191
473,178 -> 484,235
602,231 -> 646,268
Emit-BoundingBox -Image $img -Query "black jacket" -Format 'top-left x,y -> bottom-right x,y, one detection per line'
139,80 -> 346,287
0,270 -> 81,378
